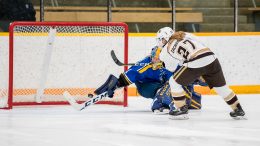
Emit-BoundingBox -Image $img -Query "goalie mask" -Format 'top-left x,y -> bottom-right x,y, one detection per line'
156,27 -> 174,47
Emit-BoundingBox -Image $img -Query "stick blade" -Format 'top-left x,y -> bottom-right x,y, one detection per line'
63,91 -> 81,111
110,50 -> 124,66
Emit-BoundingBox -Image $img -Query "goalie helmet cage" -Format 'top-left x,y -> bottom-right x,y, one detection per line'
1,21 -> 128,109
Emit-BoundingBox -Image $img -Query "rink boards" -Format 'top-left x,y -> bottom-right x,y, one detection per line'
0,32 -> 259,96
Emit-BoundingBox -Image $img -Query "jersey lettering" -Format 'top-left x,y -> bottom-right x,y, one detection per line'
170,39 -> 196,60
177,46 -> 190,60
183,40 -> 195,50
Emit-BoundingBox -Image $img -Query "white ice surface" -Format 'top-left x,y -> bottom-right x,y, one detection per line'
0,94 -> 260,146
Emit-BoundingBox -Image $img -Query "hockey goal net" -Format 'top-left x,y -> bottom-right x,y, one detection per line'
0,22 -> 128,109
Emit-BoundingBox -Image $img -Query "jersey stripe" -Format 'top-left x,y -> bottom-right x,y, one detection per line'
173,66 -> 187,80
138,64 -> 153,73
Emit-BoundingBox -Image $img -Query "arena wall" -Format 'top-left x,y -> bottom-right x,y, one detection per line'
0,32 -> 259,95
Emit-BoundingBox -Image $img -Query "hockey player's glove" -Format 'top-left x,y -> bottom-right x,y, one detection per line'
94,74 -> 118,98
94,74 -> 131,98
107,89 -> 115,98
150,46 -> 164,70
150,46 -> 161,61
152,61 -> 164,70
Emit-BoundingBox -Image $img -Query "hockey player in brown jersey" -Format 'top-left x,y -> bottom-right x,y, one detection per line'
156,27 -> 246,120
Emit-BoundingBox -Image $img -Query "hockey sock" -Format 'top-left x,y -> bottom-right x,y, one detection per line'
224,93 -> 240,110
172,94 -> 187,108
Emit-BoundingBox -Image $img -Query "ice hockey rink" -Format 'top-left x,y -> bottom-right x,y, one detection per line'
0,94 -> 259,146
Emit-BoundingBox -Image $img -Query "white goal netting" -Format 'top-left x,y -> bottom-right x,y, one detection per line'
0,22 -> 128,109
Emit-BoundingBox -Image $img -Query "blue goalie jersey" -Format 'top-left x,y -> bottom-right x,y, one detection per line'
121,56 -> 173,98
123,56 -> 173,84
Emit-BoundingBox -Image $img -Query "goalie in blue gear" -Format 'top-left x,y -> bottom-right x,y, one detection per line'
95,46 -> 206,113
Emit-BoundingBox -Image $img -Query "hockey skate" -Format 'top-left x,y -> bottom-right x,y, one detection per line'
153,107 -> 170,115
169,105 -> 189,120
230,104 -> 247,120
152,99 -> 175,115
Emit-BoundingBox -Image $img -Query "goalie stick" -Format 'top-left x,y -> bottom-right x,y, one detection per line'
63,91 -> 108,111
111,50 -> 150,66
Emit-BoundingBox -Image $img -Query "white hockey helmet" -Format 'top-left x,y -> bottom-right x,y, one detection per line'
156,27 -> 174,42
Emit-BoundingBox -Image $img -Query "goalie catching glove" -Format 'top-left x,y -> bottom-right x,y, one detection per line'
94,74 -> 130,98
150,46 -> 165,70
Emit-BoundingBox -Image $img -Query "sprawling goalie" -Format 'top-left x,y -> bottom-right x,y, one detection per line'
95,47 -> 206,114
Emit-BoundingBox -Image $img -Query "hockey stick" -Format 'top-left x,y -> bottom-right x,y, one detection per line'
111,50 -> 150,66
63,91 -> 108,111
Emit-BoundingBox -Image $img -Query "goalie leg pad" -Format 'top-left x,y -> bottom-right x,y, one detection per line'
157,82 -> 174,109
151,98 -> 163,112
189,92 -> 202,109
94,74 -> 118,98
182,85 -> 202,110
152,82 -> 175,113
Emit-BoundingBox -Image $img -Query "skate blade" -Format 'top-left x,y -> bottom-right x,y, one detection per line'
153,109 -> 169,115
169,114 -> 189,120
232,116 -> 248,120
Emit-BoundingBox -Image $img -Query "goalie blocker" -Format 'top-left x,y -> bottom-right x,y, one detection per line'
94,74 -> 129,98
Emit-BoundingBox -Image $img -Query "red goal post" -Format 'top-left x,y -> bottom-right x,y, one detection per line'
0,22 -> 128,109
